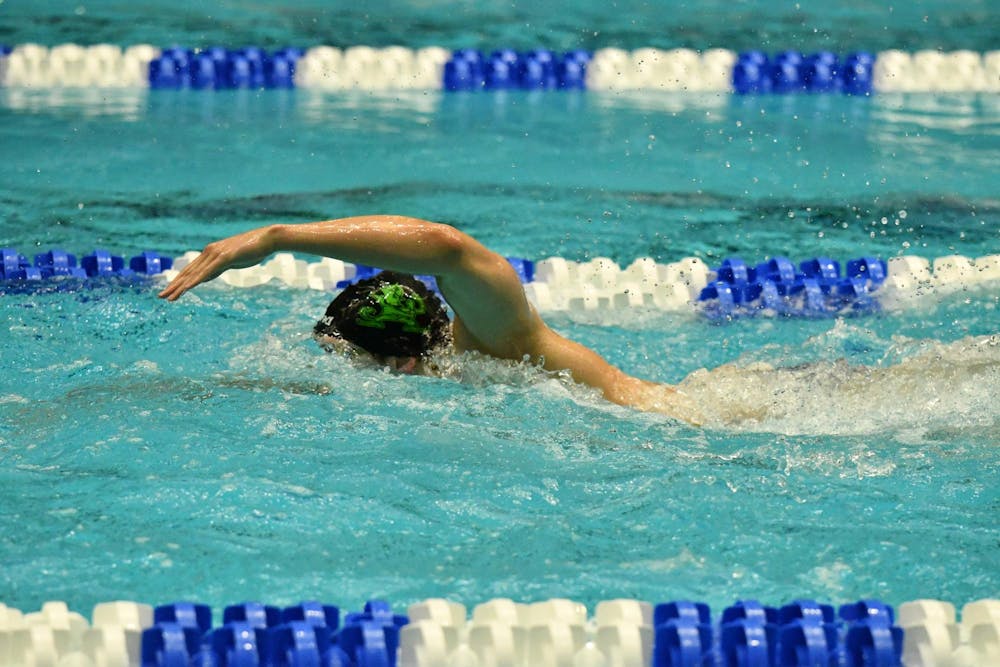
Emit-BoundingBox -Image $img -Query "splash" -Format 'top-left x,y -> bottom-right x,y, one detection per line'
678,331 -> 1000,437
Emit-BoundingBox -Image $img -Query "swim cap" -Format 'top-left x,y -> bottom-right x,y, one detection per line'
354,283 -> 429,334
314,271 -> 451,358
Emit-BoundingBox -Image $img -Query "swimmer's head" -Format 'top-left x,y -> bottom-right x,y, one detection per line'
313,271 -> 451,359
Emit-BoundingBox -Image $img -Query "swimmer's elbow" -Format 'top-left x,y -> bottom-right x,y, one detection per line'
429,223 -> 467,256
430,223 -> 489,273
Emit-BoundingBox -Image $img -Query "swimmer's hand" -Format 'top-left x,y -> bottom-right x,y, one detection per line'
158,225 -> 278,301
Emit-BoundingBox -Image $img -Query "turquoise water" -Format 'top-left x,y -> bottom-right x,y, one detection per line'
1,0 -> 997,52
2,91 -> 998,262
1,1 -> 999,620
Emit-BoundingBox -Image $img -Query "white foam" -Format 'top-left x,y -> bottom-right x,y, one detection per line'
678,330 -> 1000,437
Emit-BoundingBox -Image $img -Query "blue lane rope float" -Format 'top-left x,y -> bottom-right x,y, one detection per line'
731,50 -> 876,95
696,255 -> 888,319
147,45 -> 304,90
1,44 -> 998,93
443,48 -> 591,91
2,596 -> 998,666
0,247 -> 171,282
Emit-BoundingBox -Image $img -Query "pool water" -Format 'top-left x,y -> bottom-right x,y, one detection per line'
1,0 -> 997,54
1,90 -> 997,261
1,0 -> 999,621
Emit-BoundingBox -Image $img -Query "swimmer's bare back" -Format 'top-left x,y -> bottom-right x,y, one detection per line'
159,215 -> 702,425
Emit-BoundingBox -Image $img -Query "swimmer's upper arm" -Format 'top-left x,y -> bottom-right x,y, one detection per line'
432,226 -> 542,358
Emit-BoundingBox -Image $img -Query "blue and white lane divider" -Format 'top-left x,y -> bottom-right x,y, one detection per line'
3,246 -> 1000,319
1,596 -> 998,666
1,44 -> 999,93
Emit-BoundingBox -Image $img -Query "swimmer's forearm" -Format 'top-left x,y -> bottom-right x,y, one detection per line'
270,216 -> 467,275
159,216 -> 477,301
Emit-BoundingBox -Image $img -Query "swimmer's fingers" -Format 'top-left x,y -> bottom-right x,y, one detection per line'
158,248 -> 232,301
158,229 -> 275,301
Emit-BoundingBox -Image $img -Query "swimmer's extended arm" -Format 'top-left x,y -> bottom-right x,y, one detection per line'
158,216 -> 461,296
158,216 -> 537,353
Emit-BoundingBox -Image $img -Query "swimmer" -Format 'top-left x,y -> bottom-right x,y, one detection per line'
159,215 -> 705,425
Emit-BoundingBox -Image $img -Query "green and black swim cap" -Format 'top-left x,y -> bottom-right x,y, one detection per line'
314,271 -> 452,358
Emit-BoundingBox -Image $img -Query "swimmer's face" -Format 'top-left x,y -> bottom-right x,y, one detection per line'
314,332 -> 424,375
376,355 -> 422,374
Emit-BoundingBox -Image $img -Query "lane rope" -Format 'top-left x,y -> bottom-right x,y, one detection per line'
1,596 -> 997,666
1,44 -> 998,93
3,246 -> 998,318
